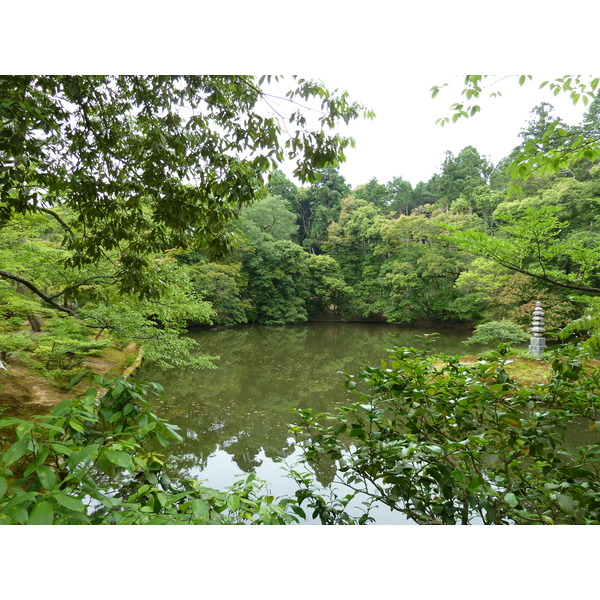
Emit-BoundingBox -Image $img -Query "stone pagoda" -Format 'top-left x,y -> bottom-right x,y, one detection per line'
529,301 -> 546,359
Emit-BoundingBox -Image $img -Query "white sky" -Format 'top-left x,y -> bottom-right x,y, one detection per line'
275,73 -> 591,189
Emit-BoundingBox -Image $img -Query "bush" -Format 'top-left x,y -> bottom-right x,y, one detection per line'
292,343 -> 600,524
0,332 -> 33,362
463,320 -> 530,346
0,373 -> 300,524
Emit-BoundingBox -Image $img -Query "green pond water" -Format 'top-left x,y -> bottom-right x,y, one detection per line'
138,322 -> 485,523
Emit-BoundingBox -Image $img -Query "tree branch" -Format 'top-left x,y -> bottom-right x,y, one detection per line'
490,258 -> 600,294
35,206 -> 74,236
0,270 -> 77,315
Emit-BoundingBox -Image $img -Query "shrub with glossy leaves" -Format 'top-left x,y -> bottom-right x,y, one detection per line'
0,373 -> 298,524
292,343 -> 600,524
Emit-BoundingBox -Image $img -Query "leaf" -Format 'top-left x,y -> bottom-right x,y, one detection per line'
27,501 -> 54,525
227,495 -> 241,512
104,450 -> 135,470
504,492 -> 518,508
36,465 -> 56,491
69,419 -> 85,433
54,492 -> 85,512
68,444 -> 100,469
0,476 -> 7,498
36,422 -> 65,434
191,499 -> 210,520
2,438 -> 29,466
65,370 -> 91,389
556,494 -> 577,514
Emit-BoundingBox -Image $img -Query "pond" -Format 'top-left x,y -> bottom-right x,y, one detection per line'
138,322 -> 485,523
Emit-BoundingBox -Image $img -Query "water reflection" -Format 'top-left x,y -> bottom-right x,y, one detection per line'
139,323 -> 479,522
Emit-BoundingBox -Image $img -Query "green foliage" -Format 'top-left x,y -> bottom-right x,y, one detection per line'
0,76 -> 369,372
241,195 -> 299,242
235,227 -> 313,324
305,254 -> 353,315
0,373 -> 299,524
294,168 -> 351,251
433,75 -> 600,193
463,320 -> 529,346
442,205 -> 600,295
386,176 -> 415,216
185,261 -> 249,326
0,76 -> 366,300
325,196 -> 386,316
292,343 -> 600,524
0,332 -> 33,361
376,212 -> 475,323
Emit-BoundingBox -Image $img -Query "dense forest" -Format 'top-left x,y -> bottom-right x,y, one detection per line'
5,98 -> 600,378
2,75 -> 600,525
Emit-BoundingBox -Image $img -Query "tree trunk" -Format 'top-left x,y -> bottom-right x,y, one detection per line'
27,314 -> 44,332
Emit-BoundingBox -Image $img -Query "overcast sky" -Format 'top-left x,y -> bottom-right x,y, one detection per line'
274,73 -> 590,189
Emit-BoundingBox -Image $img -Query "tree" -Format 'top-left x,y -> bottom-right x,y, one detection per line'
432,75 -> 600,187
305,253 -> 353,316
239,234 -> 311,324
241,194 -> 299,242
438,146 -> 492,208
386,176 -> 414,215
376,211 -> 475,323
294,167 -> 351,252
442,206 -> 600,294
353,177 -> 391,210
265,169 -> 299,205
0,76 -> 370,365
0,75 -> 369,310
325,196 -> 386,316
433,76 -> 600,341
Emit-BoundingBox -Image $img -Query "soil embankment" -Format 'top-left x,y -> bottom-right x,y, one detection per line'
0,343 -> 142,419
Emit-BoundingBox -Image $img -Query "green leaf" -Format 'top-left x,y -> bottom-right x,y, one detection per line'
36,422 -> 65,434
51,442 -> 72,455
68,444 -> 100,469
54,492 -> 85,512
2,491 -> 36,511
27,501 -> 54,525
104,450 -> 135,470
0,476 -> 7,498
69,419 -> 85,433
504,492 -> 518,508
2,438 -> 29,466
556,494 -> 577,514
227,495 -> 241,512
36,465 -> 57,490
191,499 -> 210,520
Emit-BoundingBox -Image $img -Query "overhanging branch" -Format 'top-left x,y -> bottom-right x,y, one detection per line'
0,270 -> 77,315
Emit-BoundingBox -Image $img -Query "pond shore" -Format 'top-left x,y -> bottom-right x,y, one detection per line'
0,343 -> 143,418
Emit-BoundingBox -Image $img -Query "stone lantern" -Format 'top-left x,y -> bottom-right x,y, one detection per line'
529,301 -> 546,359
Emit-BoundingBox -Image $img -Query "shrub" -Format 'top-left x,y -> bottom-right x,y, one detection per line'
463,320 -> 530,346
0,373 -> 300,524
291,343 -> 600,524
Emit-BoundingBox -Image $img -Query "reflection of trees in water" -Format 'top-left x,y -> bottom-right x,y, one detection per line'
139,323 -> 472,477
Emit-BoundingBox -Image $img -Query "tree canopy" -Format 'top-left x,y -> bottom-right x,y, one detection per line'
0,75 -> 371,306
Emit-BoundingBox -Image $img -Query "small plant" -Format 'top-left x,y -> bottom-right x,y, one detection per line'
0,332 -> 34,364
0,373 -> 301,524
2,317 -> 25,332
292,343 -> 600,525
463,320 -> 529,346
